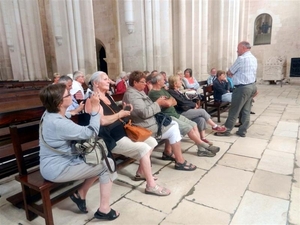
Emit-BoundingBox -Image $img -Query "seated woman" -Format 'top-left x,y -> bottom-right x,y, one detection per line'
123,70 -> 197,170
39,83 -> 119,221
168,75 -> 227,145
88,71 -> 170,196
213,70 -> 232,102
182,68 -> 200,91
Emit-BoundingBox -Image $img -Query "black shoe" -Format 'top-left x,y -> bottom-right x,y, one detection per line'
250,111 -> 255,114
236,131 -> 246,137
70,191 -> 88,213
94,209 -> 119,220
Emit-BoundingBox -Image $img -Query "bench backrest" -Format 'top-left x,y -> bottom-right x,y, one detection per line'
202,85 -> 214,103
9,123 -> 40,176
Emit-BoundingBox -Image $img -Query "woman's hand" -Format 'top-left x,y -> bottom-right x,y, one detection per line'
122,102 -> 133,112
118,109 -> 131,118
84,92 -> 100,114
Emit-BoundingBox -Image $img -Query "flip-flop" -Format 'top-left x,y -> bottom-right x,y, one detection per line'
94,208 -> 119,220
133,174 -> 158,181
145,184 -> 171,196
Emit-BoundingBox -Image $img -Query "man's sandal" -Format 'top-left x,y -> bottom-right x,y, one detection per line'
161,151 -> 176,161
133,174 -> 158,181
145,184 -> 171,196
175,160 -> 197,171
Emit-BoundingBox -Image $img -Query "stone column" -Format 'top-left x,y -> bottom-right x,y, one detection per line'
178,0 -> 186,70
201,0 -> 209,79
66,0 -> 78,72
73,0 -> 85,72
144,0 -> 154,70
0,0 -> 47,80
80,0 -> 97,74
0,2 -> 12,80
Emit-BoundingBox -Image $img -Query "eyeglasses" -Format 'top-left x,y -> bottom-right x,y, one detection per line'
139,81 -> 146,84
63,93 -> 71,98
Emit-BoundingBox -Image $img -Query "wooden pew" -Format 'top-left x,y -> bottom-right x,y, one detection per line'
8,123 -> 82,225
202,85 -> 230,122
0,80 -> 51,89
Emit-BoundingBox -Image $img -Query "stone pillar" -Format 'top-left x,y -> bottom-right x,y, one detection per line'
178,0 -> 186,70
0,0 -> 47,81
152,0 -> 161,70
80,0 -> 97,74
144,0 -> 154,70
66,0 -> 79,72
0,2 -> 12,80
73,0 -> 85,72
201,0 -> 209,79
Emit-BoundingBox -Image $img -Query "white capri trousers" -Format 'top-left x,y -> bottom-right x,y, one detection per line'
112,136 -> 158,160
160,121 -> 182,144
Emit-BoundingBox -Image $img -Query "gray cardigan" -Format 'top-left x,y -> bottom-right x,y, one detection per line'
39,111 -> 100,181
123,86 -> 161,134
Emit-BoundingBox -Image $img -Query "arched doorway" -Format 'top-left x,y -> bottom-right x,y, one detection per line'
95,39 -> 107,73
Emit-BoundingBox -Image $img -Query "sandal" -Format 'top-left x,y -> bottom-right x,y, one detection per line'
133,174 -> 158,181
94,208 -> 119,220
214,131 -> 231,136
145,184 -> 171,196
161,151 -> 176,161
175,160 -> 197,171
70,190 -> 88,213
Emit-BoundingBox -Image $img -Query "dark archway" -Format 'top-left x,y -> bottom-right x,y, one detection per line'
95,39 -> 107,73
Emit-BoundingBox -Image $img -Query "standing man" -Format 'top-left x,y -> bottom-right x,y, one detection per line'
215,41 -> 257,137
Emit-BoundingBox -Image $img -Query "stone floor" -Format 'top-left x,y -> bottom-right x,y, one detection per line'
0,83 -> 300,225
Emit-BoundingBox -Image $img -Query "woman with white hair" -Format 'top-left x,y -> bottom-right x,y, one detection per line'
86,71 -> 171,196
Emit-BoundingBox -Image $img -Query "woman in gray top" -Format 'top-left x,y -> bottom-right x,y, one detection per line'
39,83 -> 119,221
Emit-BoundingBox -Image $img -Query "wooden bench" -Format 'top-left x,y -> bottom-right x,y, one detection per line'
0,80 -> 51,89
202,85 -> 230,122
8,123 -> 82,225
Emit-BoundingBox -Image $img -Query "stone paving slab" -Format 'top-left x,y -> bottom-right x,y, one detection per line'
230,191 -> 289,225
186,165 -> 253,214
125,165 -> 206,214
217,153 -> 259,172
227,137 -> 268,159
254,115 -> 281,126
288,185 -> 300,225
267,136 -> 297,154
161,199 -> 231,225
273,121 -> 298,138
187,141 -> 231,171
246,124 -> 276,140
100,198 -> 167,225
257,149 -> 294,175
249,169 -> 292,200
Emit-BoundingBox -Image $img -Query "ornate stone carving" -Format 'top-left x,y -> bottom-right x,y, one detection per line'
263,56 -> 286,81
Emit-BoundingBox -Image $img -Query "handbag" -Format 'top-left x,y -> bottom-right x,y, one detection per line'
103,99 -> 152,142
154,112 -> 172,138
184,90 -> 198,100
123,119 -> 153,142
74,134 -> 116,173
40,119 -> 116,173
